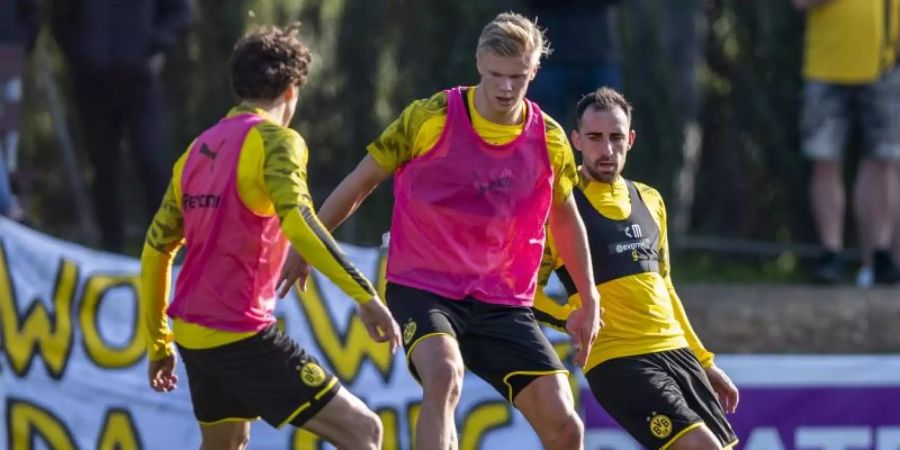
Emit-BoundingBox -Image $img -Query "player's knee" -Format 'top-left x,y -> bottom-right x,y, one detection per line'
344,408 -> 383,449
543,413 -> 583,450
422,358 -> 464,404
562,414 -> 585,447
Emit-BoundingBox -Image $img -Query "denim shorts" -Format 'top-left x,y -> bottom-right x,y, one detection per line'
801,66 -> 900,161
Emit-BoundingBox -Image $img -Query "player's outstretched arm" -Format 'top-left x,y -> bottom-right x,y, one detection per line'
277,155 -> 391,296
317,154 -> 391,230
549,194 -> 602,367
274,197 -> 401,351
263,131 -> 388,309
278,154 -> 399,350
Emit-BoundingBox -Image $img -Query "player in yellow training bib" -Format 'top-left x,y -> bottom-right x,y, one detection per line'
534,87 -> 739,450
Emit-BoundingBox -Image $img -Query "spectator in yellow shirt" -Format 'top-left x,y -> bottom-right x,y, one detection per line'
796,0 -> 900,285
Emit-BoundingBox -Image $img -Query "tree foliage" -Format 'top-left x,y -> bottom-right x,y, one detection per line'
18,0 -> 811,254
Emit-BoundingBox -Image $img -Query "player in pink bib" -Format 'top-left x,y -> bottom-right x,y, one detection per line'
387,84 -> 553,305
279,13 -> 603,450
140,24 -> 399,450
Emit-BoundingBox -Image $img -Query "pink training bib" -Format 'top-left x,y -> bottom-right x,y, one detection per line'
167,113 -> 289,331
387,87 -> 553,306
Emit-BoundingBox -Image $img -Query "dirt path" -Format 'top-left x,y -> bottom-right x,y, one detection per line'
679,284 -> 900,353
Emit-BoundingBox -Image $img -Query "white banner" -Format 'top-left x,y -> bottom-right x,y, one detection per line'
6,217 -> 900,450
0,218 -> 570,450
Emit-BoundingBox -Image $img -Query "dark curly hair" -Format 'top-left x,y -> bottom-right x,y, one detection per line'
229,23 -> 312,101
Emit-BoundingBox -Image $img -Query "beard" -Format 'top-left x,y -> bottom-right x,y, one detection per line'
583,161 -> 620,183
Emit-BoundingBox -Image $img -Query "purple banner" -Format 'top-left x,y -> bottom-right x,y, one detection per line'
583,387 -> 900,450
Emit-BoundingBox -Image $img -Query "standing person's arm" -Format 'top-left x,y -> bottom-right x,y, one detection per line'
654,190 -> 739,413
140,151 -> 189,392
544,119 -> 601,367
549,196 -> 602,367
531,230 -> 578,331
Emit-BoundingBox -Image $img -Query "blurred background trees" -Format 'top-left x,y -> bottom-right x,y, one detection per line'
17,0 -> 817,278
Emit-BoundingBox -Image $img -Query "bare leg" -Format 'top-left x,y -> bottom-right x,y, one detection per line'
854,159 -> 897,266
301,387 -> 383,450
514,373 -> 584,450
410,335 -> 465,450
811,160 -> 845,252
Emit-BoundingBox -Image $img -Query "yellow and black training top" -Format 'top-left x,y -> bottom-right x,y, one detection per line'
533,173 -> 714,373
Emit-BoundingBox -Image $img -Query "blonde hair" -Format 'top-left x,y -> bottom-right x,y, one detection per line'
476,12 -> 551,65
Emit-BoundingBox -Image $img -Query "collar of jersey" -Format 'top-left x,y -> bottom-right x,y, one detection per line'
467,86 -> 528,129
227,105 -> 278,124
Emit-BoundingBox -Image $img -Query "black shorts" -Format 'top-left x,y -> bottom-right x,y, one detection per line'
386,282 -> 567,403
177,325 -> 340,428
586,348 -> 738,449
